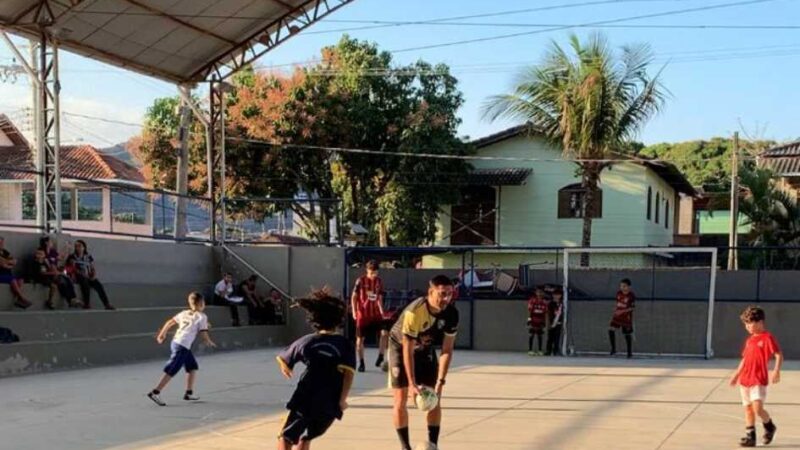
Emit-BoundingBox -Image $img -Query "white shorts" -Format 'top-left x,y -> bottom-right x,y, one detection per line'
739,385 -> 768,406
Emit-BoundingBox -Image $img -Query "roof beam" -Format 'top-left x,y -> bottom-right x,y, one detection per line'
192,0 -> 355,82
120,0 -> 237,46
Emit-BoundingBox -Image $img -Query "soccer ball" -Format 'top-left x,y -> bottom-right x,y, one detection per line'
414,442 -> 438,450
415,386 -> 439,412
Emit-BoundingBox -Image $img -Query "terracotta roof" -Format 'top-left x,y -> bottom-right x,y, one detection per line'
0,115 -> 143,184
470,124 -> 696,196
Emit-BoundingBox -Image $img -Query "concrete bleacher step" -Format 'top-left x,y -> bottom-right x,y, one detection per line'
0,306 -> 239,342
0,325 -> 285,377
0,283 -> 213,310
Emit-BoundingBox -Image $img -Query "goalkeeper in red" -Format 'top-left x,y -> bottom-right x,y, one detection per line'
608,278 -> 635,358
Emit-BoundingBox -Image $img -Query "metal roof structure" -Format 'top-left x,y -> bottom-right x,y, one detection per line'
760,140 -> 800,177
467,168 -> 532,186
0,0 -> 354,83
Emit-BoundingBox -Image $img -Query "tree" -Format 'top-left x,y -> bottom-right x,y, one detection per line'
484,33 -> 666,265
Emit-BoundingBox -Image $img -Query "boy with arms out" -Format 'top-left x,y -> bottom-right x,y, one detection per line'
388,275 -> 458,450
526,286 -> 548,356
350,260 -> 387,372
729,306 -> 782,447
609,278 -> 635,358
276,289 -> 355,450
147,292 -> 216,406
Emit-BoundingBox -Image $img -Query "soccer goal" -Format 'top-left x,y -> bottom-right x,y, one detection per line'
561,247 -> 718,359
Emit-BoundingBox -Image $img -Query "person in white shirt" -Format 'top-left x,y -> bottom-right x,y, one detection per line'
214,272 -> 243,327
147,292 -> 216,406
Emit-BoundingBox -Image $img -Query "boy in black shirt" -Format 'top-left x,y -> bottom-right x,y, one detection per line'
276,289 -> 356,450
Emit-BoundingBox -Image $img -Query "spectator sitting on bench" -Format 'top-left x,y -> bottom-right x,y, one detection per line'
214,273 -> 244,327
0,236 -> 31,309
38,236 -> 80,308
66,240 -> 115,310
268,288 -> 284,325
237,275 -> 269,325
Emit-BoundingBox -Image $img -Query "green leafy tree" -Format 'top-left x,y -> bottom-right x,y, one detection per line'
484,33 -> 666,264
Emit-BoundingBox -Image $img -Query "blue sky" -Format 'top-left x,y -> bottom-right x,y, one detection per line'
0,0 -> 798,147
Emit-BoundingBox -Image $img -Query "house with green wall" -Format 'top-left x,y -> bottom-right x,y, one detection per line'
425,125 -> 696,269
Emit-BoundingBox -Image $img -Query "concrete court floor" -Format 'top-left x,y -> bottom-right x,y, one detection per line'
1,349 -> 797,450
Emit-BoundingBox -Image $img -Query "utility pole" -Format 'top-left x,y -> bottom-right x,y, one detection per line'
174,86 -> 193,240
728,132 -> 740,271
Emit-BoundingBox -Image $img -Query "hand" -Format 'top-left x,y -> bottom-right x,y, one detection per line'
409,384 -> 422,397
434,380 -> 444,397
206,340 -> 217,349
339,400 -> 349,412
280,365 -> 293,379
771,371 -> 781,384
729,374 -> 739,387
352,312 -> 358,321
156,334 -> 166,344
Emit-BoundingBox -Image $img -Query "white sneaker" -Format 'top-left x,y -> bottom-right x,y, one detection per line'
147,392 -> 166,406
414,442 -> 438,450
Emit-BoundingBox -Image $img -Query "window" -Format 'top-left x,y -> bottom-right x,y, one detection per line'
450,186 -> 496,245
112,191 -> 148,224
21,188 -> 35,220
558,184 -> 602,219
77,189 -> 103,221
646,187 -> 652,220
61,190 -> 74,221
665,199 -> 670,229
655,192 -> 660,224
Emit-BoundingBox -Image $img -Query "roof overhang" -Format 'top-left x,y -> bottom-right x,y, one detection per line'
0,0 -> 355,84
467,168 -> 532,186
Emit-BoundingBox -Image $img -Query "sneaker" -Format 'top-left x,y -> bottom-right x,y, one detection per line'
13,299 -> 31,309
375,354 -> 384,368
184,393 -> 200,401
415,442 -> 438,450
45,301 -> 55,310
527,351 -> 535,356
739,435 -> 756,447
763,421 -> 777,445
147,392 -> 166,406
104,304 -> 116,311
358,360 -> 365,373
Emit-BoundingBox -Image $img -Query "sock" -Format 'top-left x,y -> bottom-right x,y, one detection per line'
376,353 -> 384,365
428,425 -> 441,445
624,334 -> 633,355
151,389 -> 160,395
746,426 -> 756,437
764,419 -> 776,431
185,390 -> 193,395
396,427 -> 411,450
538,334 -> 543,352
608,330 -> 616,353
528,336 -> 533,351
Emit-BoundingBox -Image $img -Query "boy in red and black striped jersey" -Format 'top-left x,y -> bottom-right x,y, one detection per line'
608,278 -> 635,358
526,286 -> 548,356
350,260 -> 386,372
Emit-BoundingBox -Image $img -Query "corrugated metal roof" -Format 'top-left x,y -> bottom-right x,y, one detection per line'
467,168 -> 532,186
762,157 -> 800,176
0,0 -> 355,83
762,140 -> 800,158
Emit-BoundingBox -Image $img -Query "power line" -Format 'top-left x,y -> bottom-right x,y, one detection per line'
64,112 -> 142,127
390,0 -> 779,53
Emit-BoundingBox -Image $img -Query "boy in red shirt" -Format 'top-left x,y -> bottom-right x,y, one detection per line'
350,260 -> 386,372
526,286 -> 548,356
729,306 -> 782,447
608,278 -> 635,358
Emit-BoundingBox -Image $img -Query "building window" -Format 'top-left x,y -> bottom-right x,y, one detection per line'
77,189 -> 103,221
21,188 -> 35,220
665,199 -> 670,229
647,187 -> 652,220
112,190 -> 148,224
558,183 -> 602,219
61,190 -> 74,221
450,186 -> 496,245
655,192 -> 660,224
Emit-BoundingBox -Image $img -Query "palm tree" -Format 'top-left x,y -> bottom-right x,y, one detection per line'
483,33 -> 667,265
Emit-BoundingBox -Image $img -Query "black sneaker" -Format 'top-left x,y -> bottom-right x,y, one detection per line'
375,354 -> 384,368
358,360 -> 365,373
763,421 -> 777,445
740,432 -> 756,447
147,392 -> 166,406
184,393 -> 200,401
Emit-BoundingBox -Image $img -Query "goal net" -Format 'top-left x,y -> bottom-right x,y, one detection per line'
562,247 -> 718,359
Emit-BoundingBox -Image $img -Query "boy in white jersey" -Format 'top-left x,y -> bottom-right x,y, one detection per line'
147,292 -> 216,406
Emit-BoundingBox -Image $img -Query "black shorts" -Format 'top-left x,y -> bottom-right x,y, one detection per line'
528,326 -> 545,335
387,341 -> 438,389
279,410 -> 334,445
355,320 -> 383,338
610,322 -> 634,335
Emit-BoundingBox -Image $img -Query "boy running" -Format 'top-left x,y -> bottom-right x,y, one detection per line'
526,286 -> 548,356
389,275 -> 458,450
729,306 -> 782,447
147,292 -> 216,406
276,289 -> 355,450
608,278 -> 635,358
350,260 -> 387,372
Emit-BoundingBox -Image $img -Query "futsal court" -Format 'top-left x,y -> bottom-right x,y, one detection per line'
2,349 -> 796,450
